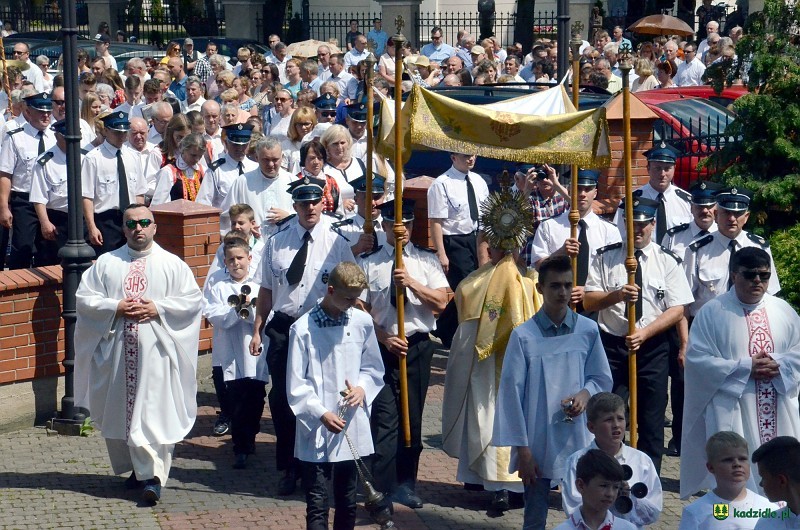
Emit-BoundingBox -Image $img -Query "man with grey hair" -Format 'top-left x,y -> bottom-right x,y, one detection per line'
344,34 -> 369,72
124,57 -> 150,82
201,100 -> 224,159
664,39 -> 683,66
184,76 -> 206,113
13,42 -> 44,91
697,20 -> 720,58
148,101 -> 173,145
125,117 -> 162,202
221,135 -> 294,236
455,34 -> 476,70
317,44 -> 332,81
593,57 -> 622,93
442,73 -> 462,86
270,42 -> 291,84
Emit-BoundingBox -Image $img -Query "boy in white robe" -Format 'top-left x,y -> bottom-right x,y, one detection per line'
287,262 -> 384,530
753,436 -> 800,529
206,203 -> 265,287
75,204 -> 203,505
680,431 -> 779,529
562,393 -> 662,528
493,255 -> 613,529
203,238 -> 268,469
681,247 -> 800,499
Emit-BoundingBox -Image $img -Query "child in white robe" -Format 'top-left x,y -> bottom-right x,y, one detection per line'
206,203 -> 264,288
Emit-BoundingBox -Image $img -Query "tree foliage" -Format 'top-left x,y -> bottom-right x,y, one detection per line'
703,0 -> 800,233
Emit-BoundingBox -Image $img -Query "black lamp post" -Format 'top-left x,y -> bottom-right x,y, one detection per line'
556,0 -> 570,86
52,0 -> 95,432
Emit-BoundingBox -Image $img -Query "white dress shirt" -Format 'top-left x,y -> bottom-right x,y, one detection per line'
0,121 -> 56,193
674,57 -> 707,87
123,140 -> 162,199
81,141 -> 147,214
531,210 -> 622,268
196,154 -> 259,232
30,145 -> 72,212
427,165 -> 490,235
220,167 -> 295,238
614,182 -> 692,239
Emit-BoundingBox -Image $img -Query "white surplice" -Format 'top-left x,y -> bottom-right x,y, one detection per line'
492,315 -> 613,482
287,307 -> 384,463
681,290 -> 800,499
74,243 -> 203,449
679,489 -> 779,530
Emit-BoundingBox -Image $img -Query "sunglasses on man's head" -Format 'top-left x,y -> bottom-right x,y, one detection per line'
738,270 -> 771,282
125,219 -> 153,229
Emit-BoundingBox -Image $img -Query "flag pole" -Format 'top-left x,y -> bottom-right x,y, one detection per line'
364,51 -> 377,240
392,16 -> 411,448
568,22 -> 583,308
619,42 -> 638,448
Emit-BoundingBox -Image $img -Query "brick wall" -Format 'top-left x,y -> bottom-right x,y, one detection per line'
0,200 -> 221,389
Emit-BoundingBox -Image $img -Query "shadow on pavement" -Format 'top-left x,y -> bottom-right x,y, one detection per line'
0,471 -> 138,501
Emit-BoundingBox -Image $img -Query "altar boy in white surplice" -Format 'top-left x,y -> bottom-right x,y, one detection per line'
75,204 -> 203,505
681,247 -> 800,500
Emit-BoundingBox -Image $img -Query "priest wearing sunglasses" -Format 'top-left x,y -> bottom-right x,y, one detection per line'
75,204 -> 203,506
680,246 -> 800,501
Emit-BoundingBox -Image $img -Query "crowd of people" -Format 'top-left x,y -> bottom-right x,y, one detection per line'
0,12 -> 794,530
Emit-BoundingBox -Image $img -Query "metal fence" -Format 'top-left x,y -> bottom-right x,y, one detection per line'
304,13 -> 380,49
117,6 -> 225,47
0,4 -> 90,36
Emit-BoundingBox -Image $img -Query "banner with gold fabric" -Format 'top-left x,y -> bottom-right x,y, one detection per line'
377,84 -> 610,167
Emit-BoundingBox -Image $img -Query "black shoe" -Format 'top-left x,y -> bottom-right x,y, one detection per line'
277,472 -> 297,496
213,415 -> 231,436
464,482 -> 485,492
490,489 -> 510,513
509,491 -> 524,508
233,453 -> 248,469
142,478 -> 161,504
393,484 -> 423,509
124,471 -> 144,489
666,438 -> 681,457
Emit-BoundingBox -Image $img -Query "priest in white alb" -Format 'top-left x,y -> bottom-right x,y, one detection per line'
681,247 -> 800,499
75,204 -> 203,505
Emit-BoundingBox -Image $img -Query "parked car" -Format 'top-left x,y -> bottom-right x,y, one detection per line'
636,90 -> 739,189
32,41 -> 158,71
182,37 -> 270,64
646,85 -> 749,110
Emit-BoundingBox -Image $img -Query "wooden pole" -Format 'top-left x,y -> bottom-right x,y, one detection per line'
364,51 -> 377,239
0,37 -> 10,100
392,17 -> 411,448
568,22 -> 583,308
619,43 -> 638,448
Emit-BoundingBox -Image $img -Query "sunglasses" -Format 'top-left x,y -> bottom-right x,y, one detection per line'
320,110 -> 336,117
52,99 -> 66,105
738,270 -> 771,282
125,218 -> 153,229
275,97 -> 291,102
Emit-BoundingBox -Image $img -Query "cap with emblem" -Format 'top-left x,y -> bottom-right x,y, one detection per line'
379,199 -> 415,222
619,196 -> 659,222
287,176 -> 326,202
715,186 -> 752,212
689,180 -> 722,206
222,123 -> 254,144
94,33 -> 111,44
643,141 -> 679,164
346,102 -> 380,123
574,168 -> 600,187
313,93 -> 338,111
50,119 -> 67,135
24,92 -> 52,112
349,174 -> 386,194
101,110 -> 130,132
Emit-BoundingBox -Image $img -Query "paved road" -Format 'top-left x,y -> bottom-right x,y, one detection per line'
0,352 -> 689,529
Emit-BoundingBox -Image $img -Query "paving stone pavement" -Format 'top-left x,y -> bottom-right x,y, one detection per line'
0,352 -> 689,529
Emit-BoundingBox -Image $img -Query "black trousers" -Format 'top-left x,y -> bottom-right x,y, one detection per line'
36,209 -> 69,266
600,329 -> 670,474
301,459 -> 358,530
265,311 -> 298,473
667,327 -> 684,450
211,365 -> 232,418
436,232 -> 479,348
370,334 -> 434,494
8,192 -> 41,269
94,209 -> 125,257
227,377 -> 267,455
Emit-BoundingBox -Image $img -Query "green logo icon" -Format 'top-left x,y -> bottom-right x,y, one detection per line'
713,503 -> 730,521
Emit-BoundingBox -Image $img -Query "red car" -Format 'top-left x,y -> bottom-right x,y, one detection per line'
636,90 -> 739,189
646,85 -> 749,110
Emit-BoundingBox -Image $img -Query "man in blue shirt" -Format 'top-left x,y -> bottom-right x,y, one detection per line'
366,18 -> 388,57
421,27 -> 456,64
167,57 -> 187,102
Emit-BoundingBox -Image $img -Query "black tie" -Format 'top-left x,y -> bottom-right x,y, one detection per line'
117,149 -> 130,210
390,258 -> 407,308
372,220 -> 380,252
37,131 -> 45,155
727,239 -> 738,288
466,174 -> 479,223
635,249 -> 644,323
286,230 -> 311,286
577,219 -> 590,285
656,193 -> 667,244
238,161 -> 244,175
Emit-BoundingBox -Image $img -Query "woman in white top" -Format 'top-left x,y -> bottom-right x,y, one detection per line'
36,55 -> 53,92
320,124 -> 359,218
378,38 -> 397,87
281,106 -> 317,174
265,87 -> 295,141
632,58 -> 658,92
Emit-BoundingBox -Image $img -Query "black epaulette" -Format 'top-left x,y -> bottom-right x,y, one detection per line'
7,127 -> 22,136
80,148 -> 90,155
632,189 -> 643,197
36,151 -> 54,166
359,246 -> 383,259
275,214 -> 296,226
597,242 -> 622,254
675,188 -> 692,202
208,157 -> 226,171
332,218 -> 354,228
666,223 -> 690,236
747,232 -> 769,248
688,234 -> 714,252
323,211 -> 343,220
660,245 -> 683,263
413,243 -> 436,253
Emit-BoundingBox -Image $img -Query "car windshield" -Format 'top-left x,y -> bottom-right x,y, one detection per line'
656,99 -> 733,135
